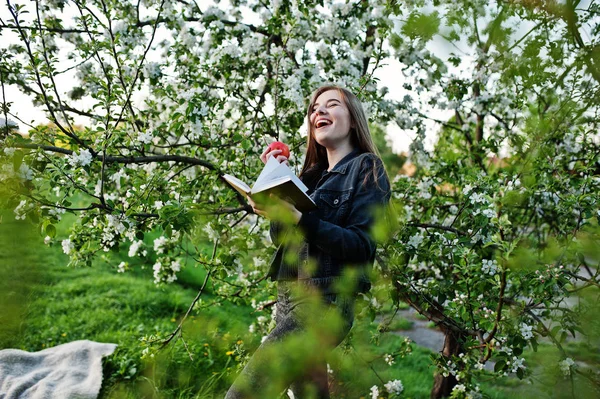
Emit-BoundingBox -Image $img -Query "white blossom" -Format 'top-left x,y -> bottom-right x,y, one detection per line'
481,259 -> 498,276
469,192 -> 487,204
453,384 -> 466,393
153,261 -> 162,283
137,131 -> 153,144
44,236 -> 52,245
370,385 -> 379,399
62,238 -> 74,255
17,163 -> 33,180
117,261 -> 126,273
509,356 -> 526,373
520,323 -> 533,340
170,259 -> 181,272
407,232 -> 424,249
559,358 -> 575,376
111,20 -> 127,35
482,208 -> 496,218
128,240 -> 144,257
154,236 -> 168,254
48,207 -> 66,220
203,223 -> 218,241
110,168 -> 127,190
69,149 -> 93,167
14,200 -> 29,220
144,62 -> 161,79
384,379 -> 403,394
384,353 -> 395,366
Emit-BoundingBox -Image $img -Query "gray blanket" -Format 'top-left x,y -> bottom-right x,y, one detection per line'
0,340 -> 117,399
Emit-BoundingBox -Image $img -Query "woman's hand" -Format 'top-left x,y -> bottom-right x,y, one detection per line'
260,147 -> 289,165
248,194 -> 301,225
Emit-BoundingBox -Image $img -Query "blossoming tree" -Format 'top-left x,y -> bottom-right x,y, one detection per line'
378,0 -> 600,397
1,0 -> 598,398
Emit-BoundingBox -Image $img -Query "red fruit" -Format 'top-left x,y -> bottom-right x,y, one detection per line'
267,141 -> 290,159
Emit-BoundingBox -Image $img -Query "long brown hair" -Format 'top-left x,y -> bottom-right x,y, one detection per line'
299,85 -> 388,189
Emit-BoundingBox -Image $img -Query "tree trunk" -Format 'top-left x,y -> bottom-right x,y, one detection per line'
430,327 -> 463,399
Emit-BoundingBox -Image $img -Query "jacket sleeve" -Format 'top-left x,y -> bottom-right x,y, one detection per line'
269,221 -> 284,246
296,156 -> 391,263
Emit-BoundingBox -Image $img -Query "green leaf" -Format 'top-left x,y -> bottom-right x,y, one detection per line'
516,368 -> 524,379
12,150 -> 24,170
389,33 -> 403,49
494,361 -> 506,372
46,224 -> 56,238
530,338 -> 538,352
560,331 -> 567,343
513,347 -> 523,356
401,12 -> 440,42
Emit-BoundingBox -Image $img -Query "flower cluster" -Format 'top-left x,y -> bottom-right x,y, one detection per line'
152,257 -> 182,284
370,379 -> 404,398
559,357 -> 575,376
68,149 -> 93,167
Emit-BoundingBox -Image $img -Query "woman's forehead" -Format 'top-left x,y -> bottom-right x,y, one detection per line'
314,89 -> 343,104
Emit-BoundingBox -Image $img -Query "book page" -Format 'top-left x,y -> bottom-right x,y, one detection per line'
252,175 -> 292,194
253,157 -> 309,193
223,174 -> 251,195
253,155 -> 281,189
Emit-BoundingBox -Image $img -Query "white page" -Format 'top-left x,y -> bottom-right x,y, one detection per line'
223,174 -> 251,193
253,155 -> 281,189
253,158 -> 309,193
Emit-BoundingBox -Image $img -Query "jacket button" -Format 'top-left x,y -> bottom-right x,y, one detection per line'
333,198 -> 339,205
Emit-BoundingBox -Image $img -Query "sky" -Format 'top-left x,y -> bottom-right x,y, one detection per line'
3,0 -> 593,154
0,1 -> 456,154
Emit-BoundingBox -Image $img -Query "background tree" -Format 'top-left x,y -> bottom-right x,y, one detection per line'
381,0 -> 599,397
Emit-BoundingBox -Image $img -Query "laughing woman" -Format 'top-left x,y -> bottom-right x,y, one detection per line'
225,85 -> 391,399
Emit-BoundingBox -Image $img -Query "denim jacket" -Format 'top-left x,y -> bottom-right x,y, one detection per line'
266,149 -> 391,294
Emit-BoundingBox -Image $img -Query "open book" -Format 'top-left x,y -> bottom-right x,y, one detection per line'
223,155 -> 317,212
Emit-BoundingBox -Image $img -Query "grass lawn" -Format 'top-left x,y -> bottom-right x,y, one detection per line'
2,209 -> 592,398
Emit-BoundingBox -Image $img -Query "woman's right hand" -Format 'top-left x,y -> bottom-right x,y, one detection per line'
248,196 -> 267,218
260,147 -> 289,165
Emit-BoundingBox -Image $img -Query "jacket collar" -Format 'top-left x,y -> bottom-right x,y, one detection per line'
327,148 -> 361,175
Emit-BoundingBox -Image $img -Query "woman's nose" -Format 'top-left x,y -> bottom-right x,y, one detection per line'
315,105 -> 327,114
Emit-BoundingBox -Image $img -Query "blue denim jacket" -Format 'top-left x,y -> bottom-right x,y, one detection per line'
266,149 -> 391,294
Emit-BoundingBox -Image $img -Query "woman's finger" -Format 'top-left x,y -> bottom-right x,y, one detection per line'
259,147 -> 270,164
265,149 -> 282,161
275,155 -> 288,164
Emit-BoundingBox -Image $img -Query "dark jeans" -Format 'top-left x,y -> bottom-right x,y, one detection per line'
224,281 -> 355,399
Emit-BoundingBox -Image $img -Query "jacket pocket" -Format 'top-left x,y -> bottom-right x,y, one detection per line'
317,189 -> 352,224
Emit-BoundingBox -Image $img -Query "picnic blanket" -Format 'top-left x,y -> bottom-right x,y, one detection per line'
0,340 -> 117,399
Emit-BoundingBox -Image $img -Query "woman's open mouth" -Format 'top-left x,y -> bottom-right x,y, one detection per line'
315,119 -> 332,129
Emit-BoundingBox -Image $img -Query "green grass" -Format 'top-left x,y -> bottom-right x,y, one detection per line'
3,208 -> 594,398
0,210 -> 260,398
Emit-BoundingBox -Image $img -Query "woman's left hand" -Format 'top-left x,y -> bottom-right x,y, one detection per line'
248,194 -> 302,225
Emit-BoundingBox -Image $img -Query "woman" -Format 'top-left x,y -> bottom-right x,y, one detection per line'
225,85 -> 391,399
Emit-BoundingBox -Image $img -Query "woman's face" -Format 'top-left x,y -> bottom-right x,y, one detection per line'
309,90 -> 353,150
